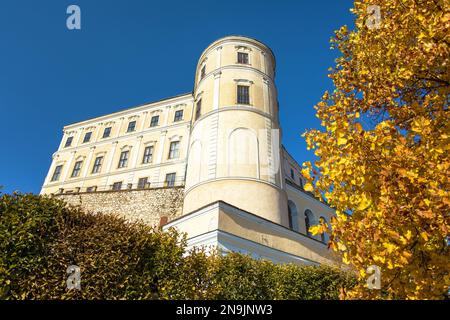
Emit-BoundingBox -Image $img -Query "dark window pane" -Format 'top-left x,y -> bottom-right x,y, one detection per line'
237,52 -> 249,64
102,127 -> 111,138
71,161 -> 83,177
165,173 -> 176,187
142,146 -> 153,164
174,110 -> 183,122
168,141 -> 180,159
200,65 -> 206,79
195,99 -> 202,120
237,85 -> 250,104
92,156 -> 103,174
138,177 -> 149,189
118,151 -> 129,168
64,137 -> 73,148
51,165 -> 63,181
86,186 -> 97,192
127,121 -> 136,132
112,182 -> 122,191
150,115 -> 159,127
83,132 -> 92,143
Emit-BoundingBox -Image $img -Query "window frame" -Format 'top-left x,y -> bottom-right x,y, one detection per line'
174,110 -> 183,122
112,181 -> 122,191
91,156 -> 103,174
195,99 -> 202,121
168,141 -> 180,159
137,177 -> 149,189
83,132 -> 92,144
71,161 -> 83,178
142,146 -> 154,164
200,65 -> 206,80
64,136 -> 73,148
118,151 -> 129,168
51,165 -> 63,182
237,85 -> 250,105
237,52 -> 249,64
102,127 -> 112,138
127,121 -> 136,133
165,173 -> 176,187
150,115 -> 159,127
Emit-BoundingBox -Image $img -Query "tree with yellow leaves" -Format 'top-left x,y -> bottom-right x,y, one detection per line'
303,0 -> 449,299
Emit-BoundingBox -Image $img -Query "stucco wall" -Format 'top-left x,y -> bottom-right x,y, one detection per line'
55,187 -> 184,226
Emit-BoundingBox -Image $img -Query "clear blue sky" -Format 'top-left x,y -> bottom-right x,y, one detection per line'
0,0 -> 354,194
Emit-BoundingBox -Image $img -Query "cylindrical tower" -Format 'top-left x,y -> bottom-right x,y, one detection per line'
184,35 -> 288,226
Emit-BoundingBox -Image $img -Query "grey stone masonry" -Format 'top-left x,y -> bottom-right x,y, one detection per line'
55,187 -> 185,227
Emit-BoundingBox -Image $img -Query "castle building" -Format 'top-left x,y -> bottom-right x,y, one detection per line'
41,36 -> 337,266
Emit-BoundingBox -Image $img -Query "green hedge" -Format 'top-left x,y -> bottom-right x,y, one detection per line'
0,193 -> 355,300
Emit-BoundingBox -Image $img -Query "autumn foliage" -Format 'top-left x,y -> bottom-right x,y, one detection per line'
303,0 -> 449,299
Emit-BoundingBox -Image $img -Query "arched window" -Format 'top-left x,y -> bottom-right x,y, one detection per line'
304,209 -> 315,237
319,216 -> 327,243
287,200 -> 299,232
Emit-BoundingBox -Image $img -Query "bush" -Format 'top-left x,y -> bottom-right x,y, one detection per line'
0,193 -> 355,300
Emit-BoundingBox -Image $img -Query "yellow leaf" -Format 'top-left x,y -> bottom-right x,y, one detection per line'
337,137 -> 347,145
303,183 -> 314,192
420,232 -> 429,242
337,242 -> 347,251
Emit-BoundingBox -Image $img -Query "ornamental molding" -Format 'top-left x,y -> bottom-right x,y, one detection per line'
235,45 -> 252,52
144,140 -> 157,146
168,134 -> 183,142
233,79 -> 254,85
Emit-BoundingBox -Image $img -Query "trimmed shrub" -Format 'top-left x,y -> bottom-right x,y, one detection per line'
0,193 -> 355,300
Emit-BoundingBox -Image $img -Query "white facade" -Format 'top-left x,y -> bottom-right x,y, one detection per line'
42,36 -> 337,265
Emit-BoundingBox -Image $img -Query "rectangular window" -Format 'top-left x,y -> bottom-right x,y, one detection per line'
165,173 -> 176,187
86,186 -> 97,193
51,165 -> 63,181
118,151 -> 129,168
290,169 -> 295,179
138,177 -> 149,189
142,146 -> 153,164
64,136 -> 73,148
200,65 -> 206,79
168,141 -> 180,159
112,182 -> 122,191
127,121 -> 136,133
71,161 -> 82,177
195,99 -> 202,121
174,110 -> 183,122
91,156 -> 103,174
237,85 -> 250,104
237,52 -> 249,64
102,127 -> 111,138
150,115 -> 159,127
83,132 -> 92,143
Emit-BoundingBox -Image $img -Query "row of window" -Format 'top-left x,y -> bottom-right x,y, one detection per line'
193,85 -> 250,121
64,110 -> 184,148
289,168 -> 304,188
199,52 -> 250,81
108,173 -> 177,190
51,141 -> 180,182
75,173 -> 178,194
287,201 -> 328,243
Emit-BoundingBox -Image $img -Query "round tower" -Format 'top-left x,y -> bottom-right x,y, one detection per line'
184,35 -> 288,226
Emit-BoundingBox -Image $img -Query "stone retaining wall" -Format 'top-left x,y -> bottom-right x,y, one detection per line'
55,187 -> 185,227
